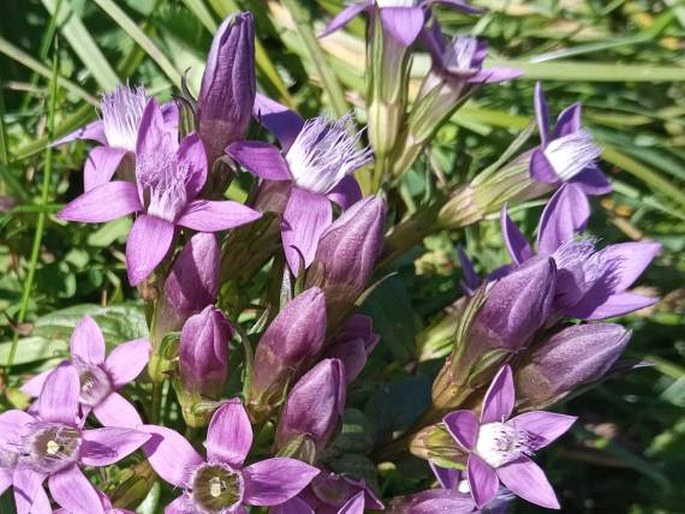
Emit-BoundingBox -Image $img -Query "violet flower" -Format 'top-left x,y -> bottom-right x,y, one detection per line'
227,107 -> 370,274
21,315 -> 149,428
530,83 -> 610,197
0,364 -> 150,514
59,98 -> 262,286
141,399 -> 320,512
324,314 -> 380,384
275,491 -> 366,514
501,186 -> 661,319
442,365 -> 576,509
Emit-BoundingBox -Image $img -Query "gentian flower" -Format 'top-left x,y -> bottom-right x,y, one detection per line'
21,315 -> 149,428
500,186 -> 661,319
289,471 -> 385,514
530,83 -> 610,197
442,365 -> 576,509
59,98 -> 262,285
0,364 -> 150,514
274,491 -> 367,514
228,104 -> 370,274
141,399 -> 320,512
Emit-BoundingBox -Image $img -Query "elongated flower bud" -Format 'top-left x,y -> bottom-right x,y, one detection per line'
275,359 -> 346,455
324,314 -> 379,383
516,323 -> 630,409
249,288 -> 327,418
198,12 -> 256,164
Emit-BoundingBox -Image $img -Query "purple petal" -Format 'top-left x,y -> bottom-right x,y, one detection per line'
327,176 -> 363,210
495,456 -> 560,509
13,466 -> 48,514
537,184 -> 590,255
20,370 -> 52,398
272,497 -> 315,514
252,93 -> 305,152
140,425 -> 203,488
0,468 -> 11,497
36,364 -> 79,425
207,399 -> 253,467
70,315 -> 106,365
83,146 -> 129,192
321,2 -> 369,38
529,148 -> 558,184
457,245 -> 480,293
552,103 -> 582,139
380,7 -> 425,47
177,199 -> 262,232
282,187 -> 333,274
467,454 -> 499,509
509,411 -> 576,450
51,120 -> 107,147
92,392 -> 143,428
469,67 -> 523,84
242,457 -> 320,506
443,410 -> 479,451
135,99 -> 178,183
430,462 -> 460,490
49,466 -> 104,514
570,291 -> 659,320
166,495 -> 196,514
80,427 -> 150,467
105,338 -> 150,388
500,206 -> 533,265
0,410 -> 34,445
480,365 -> 515,424
126,215 -> 175,286
596,242 -> 661,292
534,82 -> 551,147
226,141 -> 292,181
571,165 -> 612,196
58,181 -> 142,223
178,133 -> 208,199
339,491 -> 366,514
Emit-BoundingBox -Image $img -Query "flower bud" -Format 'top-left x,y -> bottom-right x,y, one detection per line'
275,359 -> 346,455
324,314 -> 379,384
197,12 -> 256,164
516,323 -> 630,409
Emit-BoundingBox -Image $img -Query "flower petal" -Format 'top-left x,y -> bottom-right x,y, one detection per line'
83,146 -> 129,192
0,410 -> 34,445
282,187 -> 332,274
58,181 -> 142,223
51,120 -> 107,147
226,141 -> 292,181
339,491 -> 366,514
569,291 -> 659,321
537,184 -> 590,255
80,427 -> 150,467
379,7 -> 425,47
135,99 -> 178,181
140,425 -> 203,488
252,93 -> 305,152
207,399 -> 253,467
0,468 -> 11,497
467,454 -> 499,509
480,365 -> 515,424
572,165 -> 612,196
92,391 -> 143,428
509,411 -> 576,450
495,456 -> 560,509
13,466 -> 48,514
177,199 -> 262,232
320,2 -> 369,38
552,103 -> 582,139
596,242 -> 661,293
126,215 -> 175,286
429,462 -> 460,490
165,495 -> 196,514
20,370 -> 52,398
36,363 -> 79,425
534,82 -> 551,147
70,315 -> 107,365
529,148 -> 558,184
178,133 -> 208,199
500,206 -> 533,265
443,410 -> 479,451
242,457 -> 320,506
327,176 -> 363,210
48,466 -> 104,514
271,497 -> 315,514
105,338 -> 150,388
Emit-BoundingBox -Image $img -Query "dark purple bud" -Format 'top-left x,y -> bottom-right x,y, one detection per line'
276,359 -> 346,454
198,12 -> 256,163
179,305 -> 232,398
324,314 -> 379,384
301,471 -> 385,512
516,323 -> 630,409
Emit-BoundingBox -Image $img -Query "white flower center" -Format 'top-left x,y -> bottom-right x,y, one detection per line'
101,85 -> 147,152
475,422 -> 532,468
543,129 -> 601,182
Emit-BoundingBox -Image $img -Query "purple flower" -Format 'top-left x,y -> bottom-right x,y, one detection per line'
442,365 -> 576,510
142,399 -> 320,512
321,0 -> 479,48
53,489 -> 135,514
227,111 -> 370,274
275,492 -> 367,514
59,98 -> 262,285
530,83 -> 610,196
501,186 -> 661,319
0,364 -> 150,514
21,315 -> 149,428
324,314 -> 380,384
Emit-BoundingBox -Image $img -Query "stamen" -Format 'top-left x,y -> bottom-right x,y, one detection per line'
543,129 -> 601,182
73,358 -> 113,406
137,141 -> 188,222
20,423 -> 82,474
475,422 -> 533,468
190,463 -> 243,512
101,85 -> 148,152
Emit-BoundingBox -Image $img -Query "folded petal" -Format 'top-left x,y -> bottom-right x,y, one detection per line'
327,176 -> 363,210
58,181 -> 142,223
430,462 -> 460,490
534,82 -> 551,147
572,165 -> 612,196
570,291 -> 659,321
500,206 -> 533,265
80,427 -> 150,467
252,93 -> 305,152
126,215 -> 175,286
537,184 -> 589,255
509,411 -> 576,450
13,466 -> 48,514
0,410 -> 34,445
36,363 -> 79,425
84,146 -> 129,192
379,7 -> 425,47
140,425 -> 203,488
339,491 -> 365,514
597,242 -> 661,293
178,133 -> 208,199
105,338 -> 150,388
529,148 -> 558,184
177,199 -> 262,232
242,457 -> 320,506
70,315 -> 107,365
480,365 -> 515,424
320,2 -> 369,38
49,466 -> 104,514
136,99 -> 178,179
282,187 -> 332,274
443,410 -> 479,451
206,399 -> 253,467
552,103 -> 582,139
495,456 -> 560,509
467,454 -> 499,509
93,391 -> 143,428
51,120 -> 107,147
226,141 -> 292,181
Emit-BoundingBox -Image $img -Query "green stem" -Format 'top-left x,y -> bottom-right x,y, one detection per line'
149,380 -> 164,424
